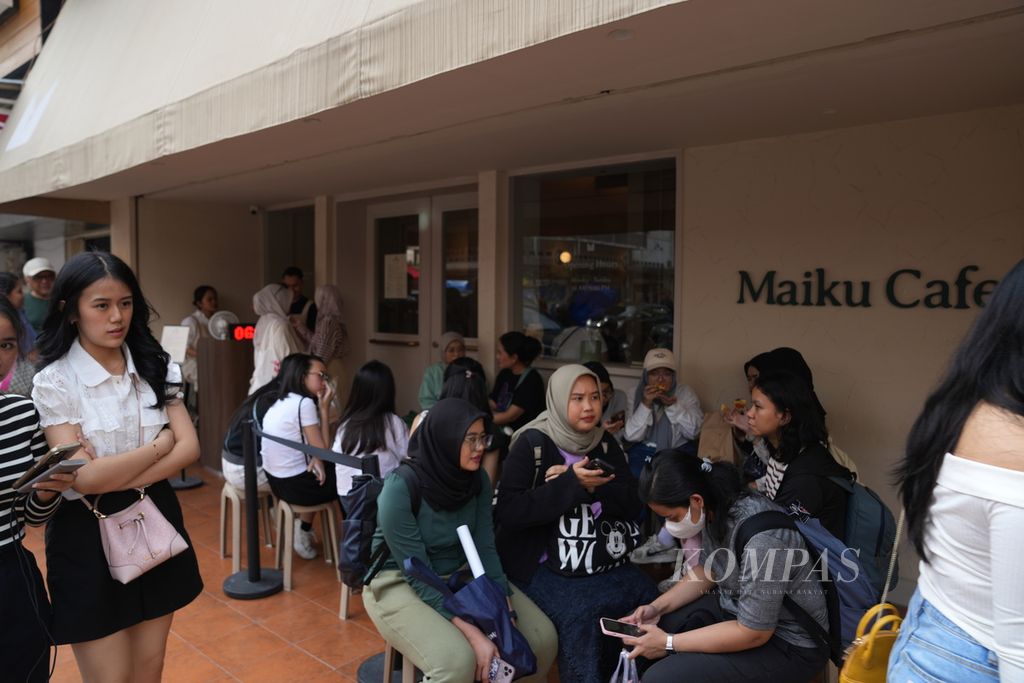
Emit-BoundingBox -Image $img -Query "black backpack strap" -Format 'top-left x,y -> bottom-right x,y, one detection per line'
734,511 -> 832,655
521,429 -> 546,490
363,464 -> 420,585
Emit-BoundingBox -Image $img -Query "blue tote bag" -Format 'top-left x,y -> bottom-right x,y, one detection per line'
403,556 -> 537,678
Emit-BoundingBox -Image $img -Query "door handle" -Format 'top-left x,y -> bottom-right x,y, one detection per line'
369,338 -> 420,347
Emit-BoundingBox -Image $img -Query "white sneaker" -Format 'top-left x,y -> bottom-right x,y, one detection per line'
293,520 -> 318,560
630,535 -> 679,564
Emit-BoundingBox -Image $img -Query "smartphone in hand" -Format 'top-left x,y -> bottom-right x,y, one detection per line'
15,459 -> 86,494
11,442 -> 82,493
600,617 -> 644,639
488,656 -> 515,683
584,457 -> 616,476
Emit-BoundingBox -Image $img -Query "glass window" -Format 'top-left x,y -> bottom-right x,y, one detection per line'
512,159 -> 675,365
441,208 -> 479,338
376,214 -> 420,335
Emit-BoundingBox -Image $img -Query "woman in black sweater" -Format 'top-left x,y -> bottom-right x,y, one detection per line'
745,371 -> 850,538
495,364 -> 658,683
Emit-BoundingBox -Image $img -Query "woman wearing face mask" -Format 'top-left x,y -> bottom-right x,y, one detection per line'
495,365 -> 656,683
622,453 -> 829,683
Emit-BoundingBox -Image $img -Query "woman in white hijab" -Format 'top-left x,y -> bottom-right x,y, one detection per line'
248,284 -> 300,394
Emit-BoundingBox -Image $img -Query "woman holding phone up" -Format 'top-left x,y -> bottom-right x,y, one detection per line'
0,296 -> 77,682
495,364 -> 656,683
32,252 -> 202,683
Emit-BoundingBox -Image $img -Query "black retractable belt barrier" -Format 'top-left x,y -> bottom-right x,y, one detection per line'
222,418 -> 284,600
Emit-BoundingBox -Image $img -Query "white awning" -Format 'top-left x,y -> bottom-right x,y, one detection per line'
0,0 -> 683,203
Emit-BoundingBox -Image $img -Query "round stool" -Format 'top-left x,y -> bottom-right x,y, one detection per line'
219,481 -> 276,574
273,499 -> 340,590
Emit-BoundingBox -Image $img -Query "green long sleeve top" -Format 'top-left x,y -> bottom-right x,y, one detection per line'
372,469 -> 511,619
418,362 -> 445,411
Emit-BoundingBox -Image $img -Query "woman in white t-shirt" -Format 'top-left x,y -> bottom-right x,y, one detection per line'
260,353 -> 336,560
890,259 -> 1024,682
31,252 -> 202,683
333,360 -> 407,498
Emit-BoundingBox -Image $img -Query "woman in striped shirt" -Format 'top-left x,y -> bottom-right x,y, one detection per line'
0,296 -> 77,682
744,371 -> 850,539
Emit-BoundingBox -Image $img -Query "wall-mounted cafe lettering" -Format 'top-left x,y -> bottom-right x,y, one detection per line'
737,266 -> 997,309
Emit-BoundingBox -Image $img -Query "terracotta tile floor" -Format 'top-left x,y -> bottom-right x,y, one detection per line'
23,465 -> 384,683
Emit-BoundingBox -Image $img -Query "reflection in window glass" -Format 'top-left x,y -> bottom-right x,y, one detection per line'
442,209 -> 478,338
513,159 -> 675,366
376,214 -> 420,335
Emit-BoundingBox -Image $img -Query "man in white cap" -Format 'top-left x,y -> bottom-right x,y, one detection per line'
22,257 -> 56,334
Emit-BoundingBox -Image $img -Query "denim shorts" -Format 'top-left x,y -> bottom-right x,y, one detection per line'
887,589 -> 999,682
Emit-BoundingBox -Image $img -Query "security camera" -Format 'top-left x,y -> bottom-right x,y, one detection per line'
248,205 -> 261,215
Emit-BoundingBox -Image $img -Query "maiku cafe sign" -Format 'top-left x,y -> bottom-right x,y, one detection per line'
738,266 -> 997,309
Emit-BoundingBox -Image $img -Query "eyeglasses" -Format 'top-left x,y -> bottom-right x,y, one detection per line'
306,371 -> 331,381
464,434 -> 494,450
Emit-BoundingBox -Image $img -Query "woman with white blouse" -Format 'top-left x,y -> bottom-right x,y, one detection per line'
32,252 -> 202,683
891,258 -> 1024,682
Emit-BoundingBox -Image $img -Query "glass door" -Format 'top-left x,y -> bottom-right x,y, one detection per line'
431,193 -> 479,352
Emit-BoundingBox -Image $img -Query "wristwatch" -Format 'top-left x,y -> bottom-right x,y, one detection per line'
665,634 -> 675,652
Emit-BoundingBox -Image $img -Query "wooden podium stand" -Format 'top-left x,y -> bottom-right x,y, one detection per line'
197,337 -> 253,472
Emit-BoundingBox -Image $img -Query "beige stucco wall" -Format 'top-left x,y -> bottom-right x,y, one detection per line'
136,199 -> 263,339
679,103 -> 1024,589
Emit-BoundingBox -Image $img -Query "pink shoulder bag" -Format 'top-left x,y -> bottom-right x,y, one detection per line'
81,488 -> 189,584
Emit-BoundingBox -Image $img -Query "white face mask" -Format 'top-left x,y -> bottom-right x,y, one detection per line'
664,506 -> 705,540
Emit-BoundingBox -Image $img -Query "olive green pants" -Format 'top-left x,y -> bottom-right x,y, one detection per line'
364,570 -> 557,682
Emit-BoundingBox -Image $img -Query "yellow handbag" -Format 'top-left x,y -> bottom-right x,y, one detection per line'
839,511 -> 905,683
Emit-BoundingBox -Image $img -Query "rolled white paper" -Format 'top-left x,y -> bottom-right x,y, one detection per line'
457,524 -> 486,578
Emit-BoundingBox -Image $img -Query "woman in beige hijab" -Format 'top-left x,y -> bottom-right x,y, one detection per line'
307,284 -> 349,418
248,284 -> 300,394
494,365 -> 657,683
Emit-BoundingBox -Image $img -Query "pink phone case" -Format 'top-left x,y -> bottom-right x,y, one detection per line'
600,618 -> 644,639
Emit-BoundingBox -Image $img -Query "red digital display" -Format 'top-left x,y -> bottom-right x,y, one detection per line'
229,324 -> 256,341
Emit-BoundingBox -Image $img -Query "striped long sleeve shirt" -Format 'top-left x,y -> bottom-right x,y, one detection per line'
0,393 -> 61,549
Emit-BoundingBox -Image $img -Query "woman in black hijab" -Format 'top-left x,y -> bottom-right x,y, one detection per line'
362,398 -> 557,682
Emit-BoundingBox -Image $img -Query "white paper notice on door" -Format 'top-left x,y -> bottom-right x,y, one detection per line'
384,253 -> 408,299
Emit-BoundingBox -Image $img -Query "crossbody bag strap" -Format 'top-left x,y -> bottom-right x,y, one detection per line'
880,509 -> 905,607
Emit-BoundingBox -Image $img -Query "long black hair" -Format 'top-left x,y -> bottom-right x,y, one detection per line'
275,353 -> 323,402
897,259 -> 1024,560
499,331 -> 542,366
440,357 -> 489,413
37,252 -> 177,408
638,451 -> 745,544
0,296 -> 24,359
752,371 -> 828,464
338,360 -> 397,455
0,272 -> 20,298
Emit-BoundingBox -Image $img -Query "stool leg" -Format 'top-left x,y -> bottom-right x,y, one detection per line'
282,506 -> 294,591
219,488 -> 228,559
340,583 -> 350,620
274,504 -> 284,570
402,653 -> 415,683
231,492 -> 242,574
382,643 -> 395,683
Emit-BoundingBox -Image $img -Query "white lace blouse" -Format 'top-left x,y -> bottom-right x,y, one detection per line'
32,339 -> 181,459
